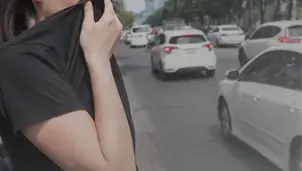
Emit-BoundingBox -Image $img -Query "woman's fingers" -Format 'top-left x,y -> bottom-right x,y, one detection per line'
83,1 -> 94,27
104,0 -> 114,11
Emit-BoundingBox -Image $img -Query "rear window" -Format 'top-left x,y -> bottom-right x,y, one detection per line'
169,35 -> 206,44
288,25 -> 302,37
221,27 -> 240,31
132,27 -> 149,33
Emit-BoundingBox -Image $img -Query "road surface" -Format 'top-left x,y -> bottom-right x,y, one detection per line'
116,43 -> 281,171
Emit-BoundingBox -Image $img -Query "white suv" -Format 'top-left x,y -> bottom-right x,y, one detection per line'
150,29 -> 216,80
207,25 -> 245,47
239,20 -> 302,66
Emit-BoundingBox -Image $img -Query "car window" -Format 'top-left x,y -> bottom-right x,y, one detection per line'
239,51 -> 280,84
132,27 -> 149,33
221,27 -> 240,31
250,26 -> 281,39
169,35 -> 206,44
288,25 -> 302,37
213,28 -> 219,32
270,51 -> 302,90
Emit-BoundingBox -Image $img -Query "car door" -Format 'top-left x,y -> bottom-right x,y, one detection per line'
253,51 -> 302,158
152,33 -> 166,69
244,26 -> 281,59
233,52 -> 280,142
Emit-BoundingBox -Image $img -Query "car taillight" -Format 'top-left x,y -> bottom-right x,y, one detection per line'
163,46 -> 178,53
279,34 -> 301,43
203,44 -> 214,51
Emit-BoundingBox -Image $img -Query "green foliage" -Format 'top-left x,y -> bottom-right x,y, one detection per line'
117,11 -> 134,27
144,0 -> 302,29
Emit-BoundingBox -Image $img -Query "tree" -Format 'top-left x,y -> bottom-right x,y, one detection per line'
117,11 -> 134,27
259,0 -> 265,23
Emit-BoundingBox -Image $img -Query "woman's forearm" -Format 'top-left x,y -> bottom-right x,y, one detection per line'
88,57 -> 135,171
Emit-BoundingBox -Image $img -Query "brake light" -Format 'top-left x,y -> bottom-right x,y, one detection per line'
184,34 -> 193,37
164,46 -> 178,53
279,33 -> 301,43
203,44 -> 213,51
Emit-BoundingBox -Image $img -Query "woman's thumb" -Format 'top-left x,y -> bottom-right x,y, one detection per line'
83,1 -> 94,27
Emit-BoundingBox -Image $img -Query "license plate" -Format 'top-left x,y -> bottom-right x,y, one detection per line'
184,48 -> 196,54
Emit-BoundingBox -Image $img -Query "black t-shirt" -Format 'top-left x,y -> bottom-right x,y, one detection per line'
0,2 -> 135,171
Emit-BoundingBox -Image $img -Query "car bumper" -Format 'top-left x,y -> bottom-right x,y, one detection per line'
163,64 -> 216,73
131,39 -> 148,46
218,38 -> 244,45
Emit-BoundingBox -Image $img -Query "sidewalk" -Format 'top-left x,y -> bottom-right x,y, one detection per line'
122,76 -> 163,171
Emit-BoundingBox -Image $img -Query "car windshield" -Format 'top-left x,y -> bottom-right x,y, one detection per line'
132,27 -> 149,33
288,25 -> 302,37
221,27 -> 240,31
170,35 -> 206,44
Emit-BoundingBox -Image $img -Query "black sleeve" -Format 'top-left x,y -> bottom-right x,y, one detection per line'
0,48 -> 85,133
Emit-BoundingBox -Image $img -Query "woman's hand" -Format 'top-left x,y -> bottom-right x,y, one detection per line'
80,0 -> 123,66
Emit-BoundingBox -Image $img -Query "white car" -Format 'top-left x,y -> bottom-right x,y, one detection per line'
218,44 -> 302,171
130,25 -> 151,48
239,20 -> 302,66
207,25 -> 245,47
150,29 -> 216,80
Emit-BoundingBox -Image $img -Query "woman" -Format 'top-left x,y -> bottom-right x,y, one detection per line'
0,0 -> 136,171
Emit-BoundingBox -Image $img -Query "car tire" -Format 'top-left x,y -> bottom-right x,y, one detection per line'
206,70 -> 215,78
216,39 -> 221,48
239,49 -> 248,67
289,141 -> 302,171
151,57 -> 157,74
159,62 -> 167,81
219,99 -> 232,140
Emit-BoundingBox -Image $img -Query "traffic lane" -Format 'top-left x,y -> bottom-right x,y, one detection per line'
116,43 -> 280,171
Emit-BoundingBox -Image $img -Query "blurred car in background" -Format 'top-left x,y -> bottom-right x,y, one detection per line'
124,32 -> 132,45
238,20 -> 302,66
129,25 -> 151,48
150,29 -> 216,80
218,44 -> 302,171
207,25 -> 245,47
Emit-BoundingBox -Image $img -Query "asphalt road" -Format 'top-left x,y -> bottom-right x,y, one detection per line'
116,43 -> 281,171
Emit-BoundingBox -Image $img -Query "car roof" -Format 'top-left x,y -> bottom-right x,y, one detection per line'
132,25 -> 150,28
261,20 -> 302,28
218,24 -> 239,28
164,29 -> 206,37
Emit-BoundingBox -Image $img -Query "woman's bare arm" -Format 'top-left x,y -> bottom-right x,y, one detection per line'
23,62 -> 135,171
89,60 -> 135,171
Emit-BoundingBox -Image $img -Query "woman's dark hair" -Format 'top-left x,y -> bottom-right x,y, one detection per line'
0,0 -> 35,42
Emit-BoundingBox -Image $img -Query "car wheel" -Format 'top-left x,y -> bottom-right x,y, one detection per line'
151,57 -> 157,74
159,62 -> 167,81
289,141 -> 302,171
206,70 -> 215,78
216,39 -> 221,48
219,100 -> 232,139
239,49 -> 248,67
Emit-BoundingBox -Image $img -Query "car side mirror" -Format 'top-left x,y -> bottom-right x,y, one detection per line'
245,34 -> 250,40
226,70 -> 239,80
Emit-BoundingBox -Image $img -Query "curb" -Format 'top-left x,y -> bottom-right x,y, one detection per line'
123,76 -> 163,171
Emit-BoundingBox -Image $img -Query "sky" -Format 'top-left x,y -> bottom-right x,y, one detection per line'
124,0 -> 145,13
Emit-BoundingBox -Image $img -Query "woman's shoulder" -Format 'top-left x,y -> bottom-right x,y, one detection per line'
0,43 -> 59,66
0,43 -> 63,77
0,43 -> 52,58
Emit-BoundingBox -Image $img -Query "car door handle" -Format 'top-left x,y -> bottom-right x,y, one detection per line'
289,107 -> 299,113
253,94 -> 261,101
